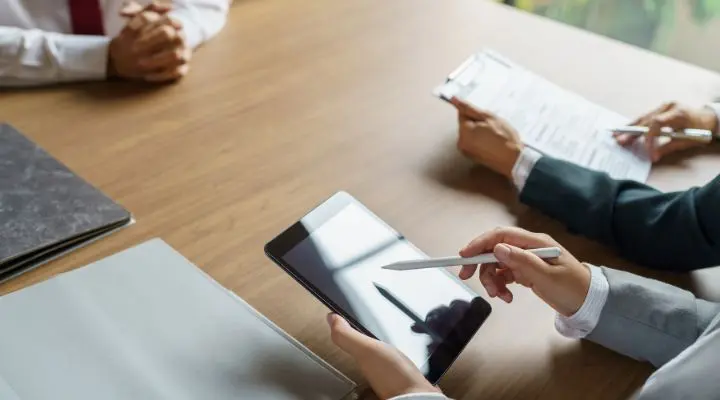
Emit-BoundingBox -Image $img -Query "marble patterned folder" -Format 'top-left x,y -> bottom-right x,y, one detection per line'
0,123 -> 131,281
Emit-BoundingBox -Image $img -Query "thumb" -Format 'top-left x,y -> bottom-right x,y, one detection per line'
451,97 -> 490,121
493,244 -> 550,282
327,313 -> 374,357
120,1 -> 143,16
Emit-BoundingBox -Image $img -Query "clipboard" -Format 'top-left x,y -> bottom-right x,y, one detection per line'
433,49 -> 513,102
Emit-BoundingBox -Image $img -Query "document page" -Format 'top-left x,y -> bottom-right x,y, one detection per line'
435,51 -> 650,182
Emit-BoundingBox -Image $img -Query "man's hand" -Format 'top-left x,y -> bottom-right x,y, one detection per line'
327,313 -> 440,399
615,102 -> 718,162
459,227 -> 590,317
452,97 -> 524,179
108,1 -> 191,82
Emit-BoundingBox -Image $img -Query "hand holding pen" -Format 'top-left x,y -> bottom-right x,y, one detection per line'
612,102 -> 718,162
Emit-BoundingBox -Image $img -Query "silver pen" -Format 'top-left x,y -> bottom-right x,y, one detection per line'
610,126 -> 714,143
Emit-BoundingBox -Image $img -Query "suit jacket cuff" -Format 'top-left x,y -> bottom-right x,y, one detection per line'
511,147 -> 543,191
555,264 -> 609,338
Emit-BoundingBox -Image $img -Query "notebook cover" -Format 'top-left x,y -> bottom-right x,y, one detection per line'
0,239 -> 357,400
0,123 -> 131,270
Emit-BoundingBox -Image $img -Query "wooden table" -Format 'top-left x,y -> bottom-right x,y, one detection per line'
2,1 -> 720,398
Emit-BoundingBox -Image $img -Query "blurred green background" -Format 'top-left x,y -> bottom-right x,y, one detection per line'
496,0 -> 720,72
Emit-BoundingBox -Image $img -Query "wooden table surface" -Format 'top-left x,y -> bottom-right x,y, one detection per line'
2,1 -> 720,398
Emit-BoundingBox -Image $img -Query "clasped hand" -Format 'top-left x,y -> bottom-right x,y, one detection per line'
108,1 -> 192,82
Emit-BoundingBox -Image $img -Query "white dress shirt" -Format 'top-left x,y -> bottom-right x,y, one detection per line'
0,0 -> 228,87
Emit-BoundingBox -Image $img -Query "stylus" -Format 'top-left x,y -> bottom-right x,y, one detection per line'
374,282 -> 443,342
381,246 -> 562,271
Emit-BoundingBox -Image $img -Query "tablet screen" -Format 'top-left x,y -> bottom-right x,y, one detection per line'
268,193 -> 490,383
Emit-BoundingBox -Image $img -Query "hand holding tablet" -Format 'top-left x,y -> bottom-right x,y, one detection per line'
265,192 -> 491,384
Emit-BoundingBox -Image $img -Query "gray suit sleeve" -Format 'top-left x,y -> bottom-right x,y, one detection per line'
586,267 -> 720,367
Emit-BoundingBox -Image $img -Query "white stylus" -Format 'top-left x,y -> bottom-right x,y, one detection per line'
381,247 -> 562,271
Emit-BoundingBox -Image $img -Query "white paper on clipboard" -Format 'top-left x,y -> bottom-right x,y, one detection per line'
434,50 -> 651,182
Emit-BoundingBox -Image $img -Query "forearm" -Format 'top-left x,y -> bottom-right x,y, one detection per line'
517,152 -> 720,269
585,267 -> 720,367
0,27 -> 109,87
169,0 -> 229,49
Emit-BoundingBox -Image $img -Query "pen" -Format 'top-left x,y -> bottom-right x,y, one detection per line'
381,247 -> 562,271
610,126 -> 713,143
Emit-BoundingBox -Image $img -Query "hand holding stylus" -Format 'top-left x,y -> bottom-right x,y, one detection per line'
459,227 -> 591,317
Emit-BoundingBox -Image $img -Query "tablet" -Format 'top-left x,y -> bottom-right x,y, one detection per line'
265,192 -> 491,383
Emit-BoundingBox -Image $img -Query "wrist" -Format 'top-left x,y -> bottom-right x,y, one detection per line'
562,263 -> 592,317
699,106 -> 719,135
107,39 -> 119,78
502,143 -> 524,179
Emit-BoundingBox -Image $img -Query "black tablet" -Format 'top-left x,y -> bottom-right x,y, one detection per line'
265,192 -> 491,383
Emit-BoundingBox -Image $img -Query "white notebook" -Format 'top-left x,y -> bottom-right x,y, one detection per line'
0,239 -> 356,400
435,50 -> 651,182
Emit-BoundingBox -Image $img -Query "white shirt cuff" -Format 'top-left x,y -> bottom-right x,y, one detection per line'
511,147 -> 542,191
555,264 -> 609,339
705,103 -> 720,134
390,394 -> 449,400
170,6 -> 228,49
50,33 -> 109,81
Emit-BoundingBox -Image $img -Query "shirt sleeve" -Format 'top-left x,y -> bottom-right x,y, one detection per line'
169,0 -> 229,49
704,103 -> 720,133
555,264 -> 610,339
0,26 -> 109,87
390,393 -> 450,400
511,147 -> 543,191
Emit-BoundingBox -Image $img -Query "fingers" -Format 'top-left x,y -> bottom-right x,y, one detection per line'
126,10 -> 163,31
458,264 -> 477,280
614,133 -> 639,146
144,64 -> 190,82
619,102 -> 680,155
120,1 -> 144,16
647,108 -> 687,161
120,1 -> 172,17
460,227 -> 554,258
629,102 -> 675,127
139,47 -> 189,70
653,138 -> 700,161
478,263 -> 513,302
134,19 -> 183,53
493,243 -> 551,282
451,97 -> 491,121
327,313 -> 375,358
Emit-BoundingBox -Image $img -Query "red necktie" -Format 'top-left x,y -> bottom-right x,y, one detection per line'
68,0 -> 106,36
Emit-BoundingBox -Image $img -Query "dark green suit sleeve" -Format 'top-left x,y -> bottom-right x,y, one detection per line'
519,156 -> 720,270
